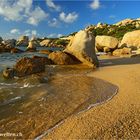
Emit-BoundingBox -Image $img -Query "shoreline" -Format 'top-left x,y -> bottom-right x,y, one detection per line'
44,57 -> 140,139
35,78 -> 118,140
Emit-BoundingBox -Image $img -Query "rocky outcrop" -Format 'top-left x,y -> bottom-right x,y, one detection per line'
3,68 -> 16,79
2,39 -> 16,48
11,48 -> 24,53
0,43 -> 12,53
119,30 -> 140,50
16,36 -> 29,46
0,37 -> 3,43
115,18 -> 134,26
48,51 -> 80,65
96,35 -> 119,52
26,41 -> 37,52
3,56 -> 52,78
40,39 -> 50,47
64,30 -> 99,67
113,47 -> 132,56
39,50 -> 53,55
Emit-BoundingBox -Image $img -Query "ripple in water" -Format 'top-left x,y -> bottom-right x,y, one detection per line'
0,64 -> 118,139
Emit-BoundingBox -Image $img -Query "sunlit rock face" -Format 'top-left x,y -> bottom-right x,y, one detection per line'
64,30 -> 99,67
119,30 -> 140,50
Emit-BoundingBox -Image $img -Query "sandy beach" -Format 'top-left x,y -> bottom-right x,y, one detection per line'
44,56 -> 140,139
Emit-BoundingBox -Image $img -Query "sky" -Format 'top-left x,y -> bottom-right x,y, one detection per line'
0,0 -> 140,39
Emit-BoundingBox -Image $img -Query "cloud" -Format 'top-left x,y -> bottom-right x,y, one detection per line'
24,29 -> 38,37
27,7 -> 48,26
10,29 -> 20,34
0,0 -> 48,26
90,0 -> 100,10
59,12 -> 78,23
48,18 -> 59,27
46,0 -> 61,11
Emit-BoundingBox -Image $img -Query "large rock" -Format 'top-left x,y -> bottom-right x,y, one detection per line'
0,43 -> 12,53
40,39 -> 50,47
96,35 -> 119,52
0,37 -> 3,43
115,18 -> 134,26
26,41 -> 37,52
3,56 -> 52,78
119,30 -> 140,50
64,30 -> 99,67
16,36 -> 29,46
113,47 -> 132,56
48,51 -> 80,65
3,68 -> 16,79
3,39 -> 16,48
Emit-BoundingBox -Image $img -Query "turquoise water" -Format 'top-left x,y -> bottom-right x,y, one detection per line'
0,47 -> 62,71
0,47 -> 118,139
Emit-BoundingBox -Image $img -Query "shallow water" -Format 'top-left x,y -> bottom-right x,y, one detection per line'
0,49 -> 118,139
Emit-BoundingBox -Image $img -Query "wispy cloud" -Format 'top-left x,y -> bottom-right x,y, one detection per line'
27,7 -> 48,26
10,29 -> 20,34
90,0 -> 100,10
46,0 -> 61,11
0,0 -> 48,26
59,12 -> 78,23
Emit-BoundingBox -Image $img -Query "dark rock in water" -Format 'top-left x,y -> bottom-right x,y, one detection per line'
0,43 -> 12,53
3,68 -> 16,79
3,56 -> 52,78
26,47 -> 37,52
3,39 -> 16,48
11,48 -> 24,53
14,56 -> 51,77
0,37 -> 3,43
48,51 -> 81,65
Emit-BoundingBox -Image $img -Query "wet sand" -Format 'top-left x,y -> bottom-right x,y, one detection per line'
44,56 -> 140,139
0,65 -> 117,139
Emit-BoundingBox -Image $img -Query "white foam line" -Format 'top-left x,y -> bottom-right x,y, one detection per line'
77,87 -> 118,115
34,121 -> 64,140
34,87 -> 118,140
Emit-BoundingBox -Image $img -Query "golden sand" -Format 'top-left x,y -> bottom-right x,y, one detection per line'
44,56 -> 140,139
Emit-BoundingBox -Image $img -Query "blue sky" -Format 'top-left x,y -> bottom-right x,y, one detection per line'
0,0 -> 140,39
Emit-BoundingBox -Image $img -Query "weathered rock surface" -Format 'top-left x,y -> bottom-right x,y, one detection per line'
40,39 -> 50,47
3,68 -> 16,79
0,37 -> 3,43
96,35 -> 119,52
115,18 -> 134,26
16,36 -> 29,46
0,43 -> 12,53
113,47 -> 132,56
3,56 -> 52,78
48,51 -> 80,65
119,30 -> 140,49
3,39 -> 16,48
64,30 -> 99,67
26,41 -> 37,52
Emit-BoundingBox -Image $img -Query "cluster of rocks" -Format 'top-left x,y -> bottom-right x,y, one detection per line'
3,30 -> 99,79
95,29 -> 140,56
0,35 -> 69,54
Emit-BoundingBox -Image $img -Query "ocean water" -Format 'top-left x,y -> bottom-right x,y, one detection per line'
0,47 -> 118,139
